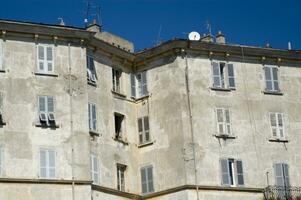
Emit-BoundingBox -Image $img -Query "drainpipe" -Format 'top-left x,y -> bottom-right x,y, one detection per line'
183,49 -> 200,200
68,43 -> 76,200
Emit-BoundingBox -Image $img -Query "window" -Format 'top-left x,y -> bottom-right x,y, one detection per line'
0,146 -> 3,176
264,65 -> 280,92
212,61 -> 235,89
114,113 -> 124,139
141,165 -> 154,194
38,96 -> 56,126
0,39 -> 3,70
40,149 -> 56,179
220,158 -> 244,186
216,108 -> 232,136
112,68 -> 122,93
274,163 -> 290,187
37,45 -> 54,74
269,113 -> 284,139
131,71 -> 148,98
117,164 -> 126,191
87,55 -> 97,84
88,103 -> 97,133
0,93 -> 4,125
90,154 -> 99,184
138,116 -> 150,144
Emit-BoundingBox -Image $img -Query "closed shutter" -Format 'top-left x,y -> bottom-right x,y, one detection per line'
270,113 -> 277,137
236,160 -> 244,186
88,104 -> 91,130
220,159 -> 230,185
275,163 -> 284,186
141,167 -> 148,193
224,109 -> 231,135
46,47 -> 53,72
130,74 -> 136,97
91,155 -> 99,184
142,71 -> 148,96
0,93 -> 3,114
138,118 -> 143,144
48,150 -> 55,178
283,164 -> 290,187
39,96 -> 46,113
265,67 -> 273,91
147,166 -> 154,192
277,113 -> 284,138
47,97 -> 54,112
0,147 -> 3,175
212,62 -> 221,87
0,40 -> 3,70
40,150 -> 47,178
144,116 -> 150,142
38,46 -> 45,71
216,108 -> 225,134
272,67 -> 279,91
92,104 -> 97,131
227,64 -> 235,88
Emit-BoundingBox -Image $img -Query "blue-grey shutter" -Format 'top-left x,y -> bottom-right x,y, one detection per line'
39,96 -> 46,112
275,163 -> 284,186
138,118 -> 143,144
0,147 -> 2,174
142,71 -> 148,96
93,156 -> 99,183
236,160 -> 244,186
47,97 -> 54,112
212,62 -> 221,87
147,166 -> 154,192
227,64 -> 235,88
92,104 -> 97,131
141,168 -> 148,193
144,116 -> 150,142
130,74 -> 136,97
48,150 -> 55,178
220,159 -> 230,185
272,67 -> 279,91
38,46 -> 45,71
283,164 -> 290,187
265,67 -> 273,91
0,41 -> 3,70
88,104 -> 91,130
40,150 -> 47,178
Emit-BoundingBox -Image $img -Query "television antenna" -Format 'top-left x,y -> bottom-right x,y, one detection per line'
205,20 -> 212,35
84,0 -> 102,27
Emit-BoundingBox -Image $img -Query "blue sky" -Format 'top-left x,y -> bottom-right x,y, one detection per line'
0,0 -> 300,51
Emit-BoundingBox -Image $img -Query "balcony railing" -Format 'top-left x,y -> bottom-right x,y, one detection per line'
264,186 -> 301,200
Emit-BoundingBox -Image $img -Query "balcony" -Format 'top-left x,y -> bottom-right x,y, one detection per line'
264,186 -> 301,200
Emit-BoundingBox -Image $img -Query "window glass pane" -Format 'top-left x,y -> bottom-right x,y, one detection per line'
47,62 -> 53,72
275,163 -> 284,186
266,81 -> 273,91
130,74 -> 136,97
225,110 -> 230,123
273,81 -> 279,91
278,114 -> 283,127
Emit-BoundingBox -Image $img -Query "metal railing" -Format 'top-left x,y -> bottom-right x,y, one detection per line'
264,186 -> 301,200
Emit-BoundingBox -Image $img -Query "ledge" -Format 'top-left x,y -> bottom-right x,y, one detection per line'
268,138 -> 289,143
113,137 -> 129,145
35,123 -> 59,129
262,90 -> 283,96
34,72 -> 58,77
132,94 -> 150,101
0,69 -> 6,73
137,141 -> 154,148
87,81 -> 97,87
214,134 -> 236,139
111,90 -> 127,98
89,131 -> 100,137
0,178 -> 91,185
210,87 -> 232,92
92,184 -> 140,199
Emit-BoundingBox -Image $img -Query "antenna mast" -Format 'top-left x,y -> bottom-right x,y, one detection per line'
84,0 -> 102,27
205,20 -> 212,35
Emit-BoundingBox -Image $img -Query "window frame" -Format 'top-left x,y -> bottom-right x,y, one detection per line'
38,96 -> 55,126
90,154 -> 100,184
114,112 -> 125,140
131,71 -> 148,98
86,55 -> 97,84
220,158 -> 244,187
211,60 -> 235,90
112,68 -> 122,93
88,103 -> 97,133
215,108 -> 232,136
138,116 -> 151,144
36,44 -> 55,74
39,148 -> 56,179
264,65 -> 280,92
269,112 -> 285,139
117,163 -> 126,191
140,165 -> 154,194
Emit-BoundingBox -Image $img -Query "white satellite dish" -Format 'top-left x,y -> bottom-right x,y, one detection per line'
188,31 -> 200,41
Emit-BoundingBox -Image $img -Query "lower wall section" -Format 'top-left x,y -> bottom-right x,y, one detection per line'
0,183 -> 91,200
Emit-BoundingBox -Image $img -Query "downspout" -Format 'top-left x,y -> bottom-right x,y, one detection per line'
68,43 -> 76,200
183,48 -> 200,200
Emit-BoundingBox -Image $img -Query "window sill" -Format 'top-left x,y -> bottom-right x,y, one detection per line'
214,134 -> 236,139
89,131 -> 100,137
35,123 -> 59,129
268,138 -> 289,143
137,141 -> 154,148
132,94 -> 150,101
262,90 -> 283,96
210,87 -> 234,92
35,72 -> 58,77
0,122 -> 7,127
113,137 -> 129,145
111,90 -> 127,98
87,81 -> 97,87
0,70 -> 6,73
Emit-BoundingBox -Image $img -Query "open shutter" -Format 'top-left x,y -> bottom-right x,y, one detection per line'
0,40 -> 3,70
265,67 -> 273,91
283,164 -> 290,187
220,159 -> 230,185
46,47 -> 53,72
130,74 -> 136,97
275,163 -> 285,186
48,150 -> 55,178
227,64 -> 235,88
224,109 -> 231,135
144,116 -> 150,142
40,150 -> 47,178
38,46 -> 45,71
272,67 -> 279,91
216,109 -> 224,135
236,160 -> 244,186
141,168 -> 148,193
147,166 -> 154,192
270,113 -> 277,137
88,104 -> 91,130
212,62 -> 221,87
142,71 -> 148,96
138,118 -> 143,144
92,104 -> 97,131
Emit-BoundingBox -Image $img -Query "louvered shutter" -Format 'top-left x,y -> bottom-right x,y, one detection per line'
39,97 -> 46,112
130,74 -> 136,97
216,109 -> 224,134
283,164 -> 290,187
0,94 -> 3,114
92,104 -> 97,131
47,97 -> 54,112
0,41 -> 3,70
270,113 -> 277,137
236,160 -> 244,186
212,62 -> 221,87
147,166 -> 154,192
278,113 -> 284,138
220,159 -> 230,185
48,150 -> 55,178
142,71 -> 148,96
38,46 -> 45,71
93,156 -> 99,183
46,47 -> 53,72
138,118 -> 143,144
275,163 -> 284,186
40,150 -> 47,178
227,64 -> 235,88
0,147 -> 3,175
272,68 -> 279,91
265,67 -> 273,91
144,116 -> 150,142
225,109 -> 231,135
141,168 -> 148,193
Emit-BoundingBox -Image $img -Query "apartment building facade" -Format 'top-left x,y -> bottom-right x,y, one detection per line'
0,19 -> 300,200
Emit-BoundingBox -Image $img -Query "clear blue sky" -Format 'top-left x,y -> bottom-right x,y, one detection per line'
0,0 -> 300,51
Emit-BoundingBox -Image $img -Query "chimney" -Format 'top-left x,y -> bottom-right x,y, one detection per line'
200,34 -> 213,43
216,31 -> 225,44
86,19 -> 101,32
